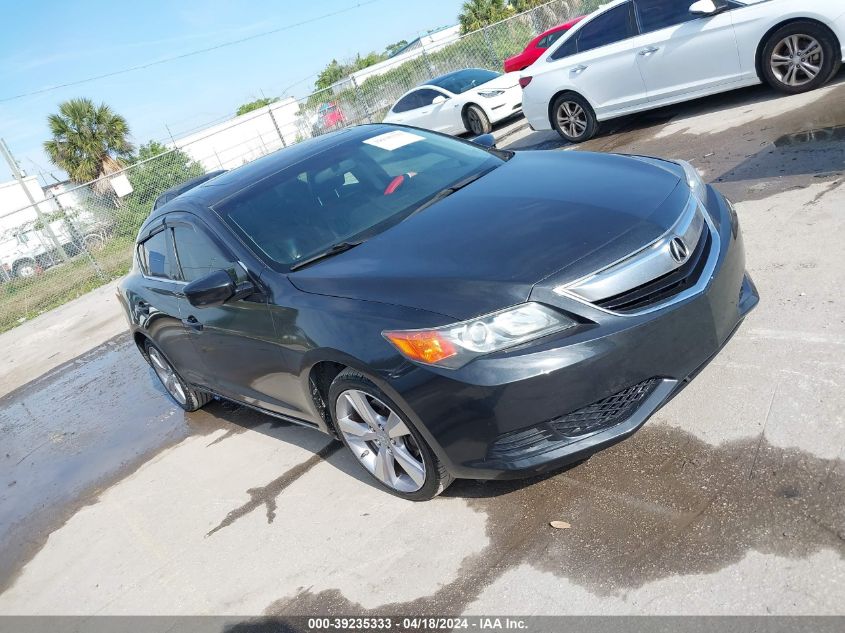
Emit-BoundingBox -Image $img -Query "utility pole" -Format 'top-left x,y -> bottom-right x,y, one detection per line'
267,105 -> 287,148
0,138 -> 68,262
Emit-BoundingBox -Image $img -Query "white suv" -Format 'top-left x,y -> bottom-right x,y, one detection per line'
520,0 -> 845,142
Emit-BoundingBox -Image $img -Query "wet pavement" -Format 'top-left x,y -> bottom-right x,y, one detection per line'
1,78 -> 844,616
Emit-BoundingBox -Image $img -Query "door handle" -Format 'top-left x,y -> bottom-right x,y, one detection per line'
571,64 -> 588,74
182,316 -> 203,332
638,46 -> 660,56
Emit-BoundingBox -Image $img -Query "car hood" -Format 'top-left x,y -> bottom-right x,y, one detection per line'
289,151 -> 686,321
477,72 -> 521,90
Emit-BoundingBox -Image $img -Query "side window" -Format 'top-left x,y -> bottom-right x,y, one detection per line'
171,224 -> 235,283
392,92 -> 420,113
549,34 -> 578,60
538,30 -> 564,50
635,0 -> 698,34
415,89 -> 447,106
139,229 -> 177,280
576,3 -> 636,54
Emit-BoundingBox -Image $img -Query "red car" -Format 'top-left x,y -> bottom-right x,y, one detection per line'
503,16 -> 584,73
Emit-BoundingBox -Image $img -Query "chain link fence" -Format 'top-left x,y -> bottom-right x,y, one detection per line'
0,0 -> 599,333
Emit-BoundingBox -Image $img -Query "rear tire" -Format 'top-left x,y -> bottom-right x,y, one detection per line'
464,104 -> 492,135
329,368 -> 453,501
12,259 -> 38,279
551,93 -> 597,143
761,21 -> 837,94
144,340 -> 212,412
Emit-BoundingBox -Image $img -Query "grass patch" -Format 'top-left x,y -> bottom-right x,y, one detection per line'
0,237 -> 134,334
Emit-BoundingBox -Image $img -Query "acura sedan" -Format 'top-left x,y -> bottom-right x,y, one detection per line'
383,68 -> 522,136
119,124 -> 758,500
520,0 -> 845,142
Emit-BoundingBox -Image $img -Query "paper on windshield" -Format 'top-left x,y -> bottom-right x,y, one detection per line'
363,130 -> 425,151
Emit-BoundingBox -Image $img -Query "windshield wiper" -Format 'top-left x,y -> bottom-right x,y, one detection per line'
406,168 -> 494,218
289,240 -> 362,271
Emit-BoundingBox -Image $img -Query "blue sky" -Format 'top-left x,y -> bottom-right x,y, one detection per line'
0,0 -> 463,183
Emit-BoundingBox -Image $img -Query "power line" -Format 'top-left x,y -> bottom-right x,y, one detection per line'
0,0 -> 381,104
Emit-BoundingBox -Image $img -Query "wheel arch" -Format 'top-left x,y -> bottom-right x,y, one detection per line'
754,18 -> 842,82
546,89 -> 593,129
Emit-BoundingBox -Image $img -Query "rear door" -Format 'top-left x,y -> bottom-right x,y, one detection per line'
386,91 -> 422,126
633,0 -> 742,102
169,216 -> 302,417
136,225 -> 205,384
547,2 -> 649,117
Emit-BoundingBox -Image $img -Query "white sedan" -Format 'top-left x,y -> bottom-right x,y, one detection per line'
520,0 -> 845,142
383,68 -> 522,136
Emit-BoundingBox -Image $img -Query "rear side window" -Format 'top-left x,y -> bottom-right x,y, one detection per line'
538,30 -> 565,49
139,229 -> 178,280
550,35 -> 578,60
393,92 -> 420,113
635,0 -> 699,33
171,224 -> 234,283
574,3 -> 636,54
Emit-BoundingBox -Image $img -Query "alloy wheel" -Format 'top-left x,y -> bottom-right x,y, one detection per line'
336,389 -> 426,493
770,34 -> 823,87
556,101 -> 588,139
467,109 -> 484,135
148,347 -> 187,405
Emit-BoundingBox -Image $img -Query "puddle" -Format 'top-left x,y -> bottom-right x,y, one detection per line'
262,424 -> 844,616
773,125 -> 845,147
0,339 -> 265,592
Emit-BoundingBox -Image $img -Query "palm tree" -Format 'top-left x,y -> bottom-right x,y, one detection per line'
44,98 -> 134,184
458,0 -> 513,34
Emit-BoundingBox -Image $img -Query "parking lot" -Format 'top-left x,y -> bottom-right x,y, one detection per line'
1,77 -> 844,617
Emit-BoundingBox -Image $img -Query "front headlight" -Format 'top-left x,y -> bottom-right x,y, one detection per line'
676,160 -> 708,203
383,302 -> 576,369
477,89 -> 505,98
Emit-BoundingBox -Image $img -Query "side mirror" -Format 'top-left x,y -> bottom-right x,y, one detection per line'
432,95 -> 448,105
184,269 -> 253,308
471,133 -> 497,149
689,0 -> 721,15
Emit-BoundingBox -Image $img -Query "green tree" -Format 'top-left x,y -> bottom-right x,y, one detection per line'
315,59 -> 350,91
236,96 -> 279,116
384,39 -> 409,56
44,98 -> 134,183
510,0 -> 548,12
458,0 -> 513,34
113,141 -> 205,238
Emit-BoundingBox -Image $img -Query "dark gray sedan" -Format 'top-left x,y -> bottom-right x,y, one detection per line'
118,124 -> 758,500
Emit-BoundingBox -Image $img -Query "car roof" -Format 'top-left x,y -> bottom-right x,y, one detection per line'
153,170 -> 227,209
421,67 -> 498,89
139,125 -> 394,235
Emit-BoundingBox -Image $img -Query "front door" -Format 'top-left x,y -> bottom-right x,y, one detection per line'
169,218 -> 302,417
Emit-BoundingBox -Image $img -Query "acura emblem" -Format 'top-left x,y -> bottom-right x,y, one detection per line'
669,237 -> 689,264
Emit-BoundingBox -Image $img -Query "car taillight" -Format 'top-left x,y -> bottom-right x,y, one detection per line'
519,76 -> 533,89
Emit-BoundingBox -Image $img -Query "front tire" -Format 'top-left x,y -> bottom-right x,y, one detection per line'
761,22 -> 837,94
144,340 -> 212,412
551,93 -> 597,143
464,104 -> 492,136
329,368 -> 453,501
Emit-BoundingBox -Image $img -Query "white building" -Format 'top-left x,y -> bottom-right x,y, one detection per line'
170,97 -> 303,172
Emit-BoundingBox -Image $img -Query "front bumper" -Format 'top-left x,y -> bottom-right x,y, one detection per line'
386,187 -> 758,479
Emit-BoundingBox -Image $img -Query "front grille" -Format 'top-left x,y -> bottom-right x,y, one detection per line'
549,378 -> 660,438
487,378 -> 661,461
595,228 -> 711,313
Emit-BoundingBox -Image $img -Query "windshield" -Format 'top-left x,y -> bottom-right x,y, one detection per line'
429,69 -> 501,94
215,127 -> 503,270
